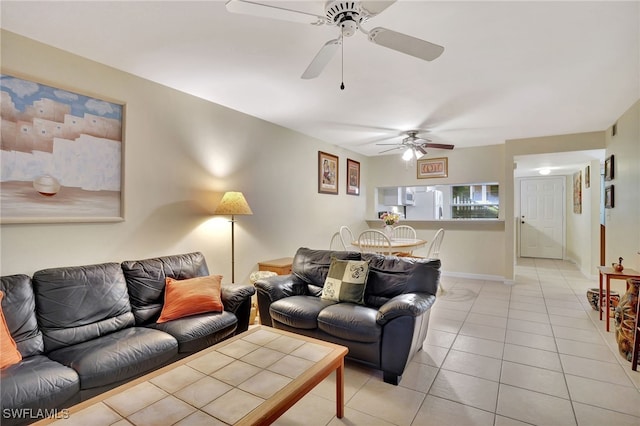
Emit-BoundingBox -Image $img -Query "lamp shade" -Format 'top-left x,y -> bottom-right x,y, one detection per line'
214,191 -> 253,215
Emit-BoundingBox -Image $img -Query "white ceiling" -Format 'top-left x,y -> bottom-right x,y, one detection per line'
1,1 -> 638,176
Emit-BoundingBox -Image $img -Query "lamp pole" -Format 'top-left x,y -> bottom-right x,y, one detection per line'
230,214 -> 236,283
214,191 -> 253,284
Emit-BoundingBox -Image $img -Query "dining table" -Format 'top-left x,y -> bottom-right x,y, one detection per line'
351,238 -> 427,254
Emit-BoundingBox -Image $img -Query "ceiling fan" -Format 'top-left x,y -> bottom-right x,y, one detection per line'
225,0 -> 444,79
377,130 -> 454,160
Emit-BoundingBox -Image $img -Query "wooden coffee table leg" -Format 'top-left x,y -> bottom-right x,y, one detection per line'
336,358 -> 345,418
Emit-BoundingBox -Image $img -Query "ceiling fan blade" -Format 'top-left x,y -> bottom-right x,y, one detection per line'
379,146 -> 404,154
424,142 -> 455,150
225,0 -> 325,25
368,27 -> 444,61
301,38 -> 341,79
360,0 -> 397,17
416,146 -> 428,155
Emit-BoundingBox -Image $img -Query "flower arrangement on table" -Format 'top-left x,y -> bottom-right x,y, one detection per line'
381,212 -> 400,226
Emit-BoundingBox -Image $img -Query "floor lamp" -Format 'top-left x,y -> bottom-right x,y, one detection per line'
214,191 -> 253,283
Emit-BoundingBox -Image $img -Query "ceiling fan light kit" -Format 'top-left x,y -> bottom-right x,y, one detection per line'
377,130 -> 455,161
226,0 -> 445,80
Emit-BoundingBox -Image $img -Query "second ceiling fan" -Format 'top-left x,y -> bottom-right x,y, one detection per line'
226,0 -> 445,79
377,130 -> 454,160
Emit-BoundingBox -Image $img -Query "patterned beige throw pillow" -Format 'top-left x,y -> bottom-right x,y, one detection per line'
321,258 -> 369,305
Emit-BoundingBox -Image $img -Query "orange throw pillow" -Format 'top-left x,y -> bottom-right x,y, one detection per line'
0,291 -> 22,369
157,275 -> 224,323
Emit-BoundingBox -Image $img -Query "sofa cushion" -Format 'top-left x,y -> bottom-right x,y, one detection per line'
47,327 -> 178,390
321,258 -> 369,305
362,254 -> 440,308
270,295 -> 336,329
0,292 -> 22,369
33,263 -> 135,352
0,275 -> 45,358
292,248 -> 361,295
317,304 -> 381,343
157,275 -> 224,323
148,311 -> 237,353
0,355 -> 79,413
121,252 -> 210,325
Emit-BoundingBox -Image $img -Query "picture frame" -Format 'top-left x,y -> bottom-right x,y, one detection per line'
605,185 -> 615,208
417,157 -> 448,179
346,158 -> 360,196
318,151 -> 339,194
573,171 -> 582,214
0,73 -> 124,223
604,155 -> 614,181
584,165 -> 590,188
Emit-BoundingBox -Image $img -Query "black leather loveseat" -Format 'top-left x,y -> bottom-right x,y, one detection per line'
255,247 -> 440,385
1,252 -> 254,426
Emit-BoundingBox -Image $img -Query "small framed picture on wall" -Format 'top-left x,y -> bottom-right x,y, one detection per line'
346,159 -> 360,196
604,155 -> 614,181
584,165 -> 590,188
318,151 -> 339,194
605,185 -> 614,208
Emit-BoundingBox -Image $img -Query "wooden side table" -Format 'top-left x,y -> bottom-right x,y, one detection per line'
254,258 -> 293,325
597,266 -> 640,332
258,257 -> 293,275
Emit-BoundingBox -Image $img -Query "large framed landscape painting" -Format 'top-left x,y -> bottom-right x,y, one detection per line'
0,73 -> 124,223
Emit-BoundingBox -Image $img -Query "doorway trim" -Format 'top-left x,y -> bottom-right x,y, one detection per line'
517,176 -> 566,259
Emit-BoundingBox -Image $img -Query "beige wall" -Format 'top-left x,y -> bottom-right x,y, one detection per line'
604,100 -> 640,271
2,31 -> 638,283
366,145 -> 507,279
564,159 -> 602,277
0,31 -> 369,280
508,101 -> 640,278
504,132 -> 606,279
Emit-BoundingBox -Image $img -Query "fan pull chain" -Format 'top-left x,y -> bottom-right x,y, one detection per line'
340,34 -> 345,90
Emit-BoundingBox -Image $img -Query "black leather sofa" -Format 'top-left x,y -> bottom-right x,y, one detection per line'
255,247 -> 440,385
0,252 -> 255,426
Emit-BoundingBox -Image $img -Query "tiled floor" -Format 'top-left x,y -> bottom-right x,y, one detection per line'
273,258 -> 640,426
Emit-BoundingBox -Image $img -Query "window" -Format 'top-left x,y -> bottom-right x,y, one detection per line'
451,184 -> 499,219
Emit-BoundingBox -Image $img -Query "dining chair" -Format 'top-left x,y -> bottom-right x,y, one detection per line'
357,229 -> 392,255
426,228 -> 445,259
330,231 -> 346,250
392,225 -> 417,256
426,228 -> 446,294
339,225 -> 356,250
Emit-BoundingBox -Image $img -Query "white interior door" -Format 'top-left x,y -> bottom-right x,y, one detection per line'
520,177 -> 565,259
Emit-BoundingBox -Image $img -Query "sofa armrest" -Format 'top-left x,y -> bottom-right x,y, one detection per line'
255,275 -> 304,300
221,283 -> 255,314
376,293 -> 436,325
254,275 -> 307,327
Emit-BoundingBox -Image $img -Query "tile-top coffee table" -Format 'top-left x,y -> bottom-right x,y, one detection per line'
43,326 -> 348,425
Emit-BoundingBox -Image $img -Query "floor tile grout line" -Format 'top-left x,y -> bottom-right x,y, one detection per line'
526,259 -> 640,417
564,268 -> 640,391
541,267 -> 580,426
414,259 -> 639,425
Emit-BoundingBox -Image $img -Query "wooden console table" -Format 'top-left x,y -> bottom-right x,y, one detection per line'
597,266 -> 640,332
258,257 -> 293,275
